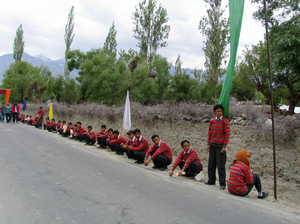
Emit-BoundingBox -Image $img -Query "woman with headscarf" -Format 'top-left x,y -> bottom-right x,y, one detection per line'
227,150 -> 268,199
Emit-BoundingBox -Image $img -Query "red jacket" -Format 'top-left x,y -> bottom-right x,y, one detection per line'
129,136 -> 149,152
12,104 -> 20,113
127,137 -> 135,146
44,121 -> 50,127
36,109 -> 45,117
207,116 -> 230,147
172,149 -> 203,170
108,135 -> 127,145
228,162 -> 253,195
97,130 -> 108,138
76,126 -> 87,136
145,140 -> 173,163
27,118 -> 34,123
49,122 -> 57,127
88,131 -> 97,142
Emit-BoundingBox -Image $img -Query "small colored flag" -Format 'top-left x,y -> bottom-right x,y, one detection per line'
123,91 -> 131,132
49,102 -> 53,120
22,98 -> 27,112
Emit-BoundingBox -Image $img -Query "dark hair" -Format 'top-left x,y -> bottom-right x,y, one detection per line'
101,124 -> 106,128
40,107 -> 42,109
108,128 -> 113,132
88,125 -> 92,129
58,120 -> 61,123
151,134 -> 159,140
77,121 -> 81,125
113,130 -> 119,135
52,118 -> 55,121
214,104 -> 224,111
127,130 -> 133,135
68,122 -> 72,125
133,128 -> 141,134
180,140 -> 190,147
62,121 -> 66,123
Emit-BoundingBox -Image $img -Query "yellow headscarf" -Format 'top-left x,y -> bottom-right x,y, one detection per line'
235,150 -> 250,168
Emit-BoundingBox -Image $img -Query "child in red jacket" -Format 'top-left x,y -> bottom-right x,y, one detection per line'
206,104 -> 230,190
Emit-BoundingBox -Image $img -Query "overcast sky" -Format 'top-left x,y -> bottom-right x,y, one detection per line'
0,0 -> 265,69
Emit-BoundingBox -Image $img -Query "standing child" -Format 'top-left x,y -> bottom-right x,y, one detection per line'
206,104 -> 230,190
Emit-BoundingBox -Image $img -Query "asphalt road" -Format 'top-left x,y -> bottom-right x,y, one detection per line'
0,123 -> 299,224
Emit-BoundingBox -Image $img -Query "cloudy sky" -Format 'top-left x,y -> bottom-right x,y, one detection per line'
0,0 -> 265,69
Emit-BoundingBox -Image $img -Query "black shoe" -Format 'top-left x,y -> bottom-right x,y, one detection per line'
135,160 -> 143,164
205,181 -> 215,185
258,191 -> 269,199
219,186 -> 226,190
152,165 -> 159,169
159,167 -> 166,171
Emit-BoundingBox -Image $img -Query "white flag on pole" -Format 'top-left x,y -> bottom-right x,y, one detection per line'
123,91 -> 131,131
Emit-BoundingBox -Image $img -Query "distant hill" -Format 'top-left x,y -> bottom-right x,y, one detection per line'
0,52 -> 78,83
0,52 -> 198,83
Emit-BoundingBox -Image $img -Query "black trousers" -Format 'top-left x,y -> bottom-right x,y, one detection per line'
179,161 -> 202,175
107,141 -> 115,151
12,112 -> 18,123
27,121 -> 33,125
153,154 -> 171,168
58,129 -> 63,135
75,135 -> 85,142
208,144 -> 226,186
133,151 -> 146,162
85,135 -> 95,145
242,173 -> 262,196
97,137 -> 107,147
6,113 -> 11,123
47,126 -> 56,132
35,117 -> 43,128
63,131 -> 70,137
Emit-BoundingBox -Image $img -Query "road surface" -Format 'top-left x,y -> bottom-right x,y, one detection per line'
0,123 -> 299,224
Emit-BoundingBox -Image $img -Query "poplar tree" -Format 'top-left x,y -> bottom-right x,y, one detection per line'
198,0 -> 229,89
64,6 -> 75,80
103,22 -> 117,57
13,24 -> 25,61
132,0 -> 170,63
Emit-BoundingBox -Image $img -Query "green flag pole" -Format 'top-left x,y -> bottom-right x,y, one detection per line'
218,0 -> 245,118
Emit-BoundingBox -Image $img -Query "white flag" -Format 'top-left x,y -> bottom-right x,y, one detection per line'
123,91 -> 131,131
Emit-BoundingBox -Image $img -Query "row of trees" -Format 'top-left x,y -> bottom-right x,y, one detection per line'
1,0 -> 299,114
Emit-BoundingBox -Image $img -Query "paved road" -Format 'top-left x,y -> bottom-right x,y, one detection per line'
0,123 -> 299,224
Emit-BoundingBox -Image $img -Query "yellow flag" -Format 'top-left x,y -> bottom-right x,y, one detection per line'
48,102 -> 53,120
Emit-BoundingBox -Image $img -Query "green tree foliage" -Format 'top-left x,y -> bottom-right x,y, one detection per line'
167,55 -> 198,102
1,62 -> 50,103
13,24 -> 25,61
132,0 -> 170,62
270,18 -> 300,114
103,22 -> 117,57
198,0 -> 229,89
231,63 -> 256,101
251,0 -> 300,114
64,6 -> 75,80
68,48 -> 130,105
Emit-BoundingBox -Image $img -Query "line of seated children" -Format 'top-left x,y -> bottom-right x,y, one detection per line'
63,122 -> 73,137
43,117 -> 50,130
47,119 -> 57,132
26,116 -> 34,125
107,130 -> 127,154
96,125 -> 109,149
120,129 -> 149,164
73,122 -> 87,142
83,126 -> 97,145
53,120 -> 62,133
59,121 -> 67,135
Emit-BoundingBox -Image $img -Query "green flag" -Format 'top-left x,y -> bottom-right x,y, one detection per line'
219,0 -> 245,118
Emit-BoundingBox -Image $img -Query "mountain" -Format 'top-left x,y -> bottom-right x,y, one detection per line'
0,53 -> 78,82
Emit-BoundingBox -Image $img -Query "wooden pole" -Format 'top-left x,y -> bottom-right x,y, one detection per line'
263,0 -> 277,200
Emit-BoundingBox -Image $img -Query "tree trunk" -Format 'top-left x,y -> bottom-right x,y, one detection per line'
289,100 -> 296,115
